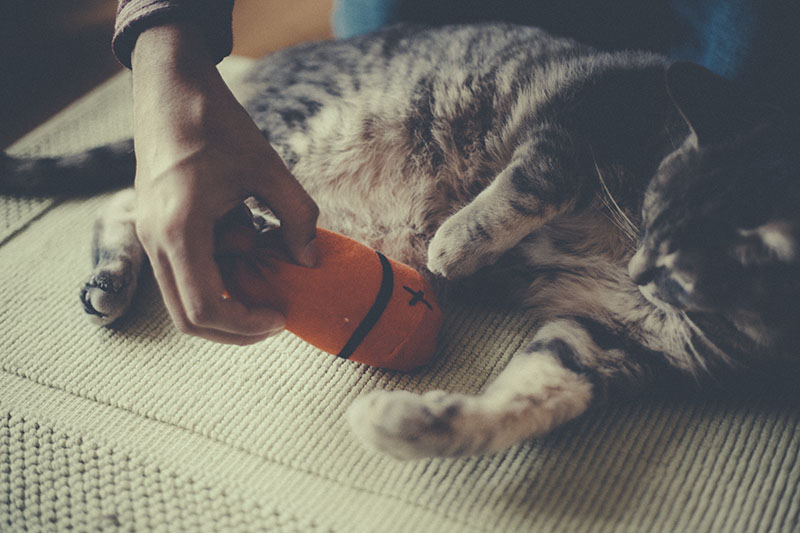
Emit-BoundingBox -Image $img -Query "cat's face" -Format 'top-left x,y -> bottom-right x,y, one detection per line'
630,63 -> 800,352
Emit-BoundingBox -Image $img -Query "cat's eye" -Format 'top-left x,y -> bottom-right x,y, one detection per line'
736,223 -> 797,264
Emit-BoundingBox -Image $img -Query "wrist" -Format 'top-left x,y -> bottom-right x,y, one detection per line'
130,23 -> 229,135
131,23 -> 217,80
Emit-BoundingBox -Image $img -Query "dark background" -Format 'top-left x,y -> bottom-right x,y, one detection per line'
0,1 -> 122,149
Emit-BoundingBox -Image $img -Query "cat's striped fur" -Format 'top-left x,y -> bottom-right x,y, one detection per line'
2,24 -> 798,459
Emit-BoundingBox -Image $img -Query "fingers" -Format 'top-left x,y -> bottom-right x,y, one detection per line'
128,59 -> 306,344
252,146 -> 320,267
139,217 -> 286,345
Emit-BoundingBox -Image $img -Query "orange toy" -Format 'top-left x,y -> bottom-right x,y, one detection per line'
215,213 -> 443,371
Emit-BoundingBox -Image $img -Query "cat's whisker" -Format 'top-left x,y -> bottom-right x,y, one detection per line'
680,311 -> 736,372
675,321 -> 708,380
598,197 -> 637,250
591,150 -> 638,248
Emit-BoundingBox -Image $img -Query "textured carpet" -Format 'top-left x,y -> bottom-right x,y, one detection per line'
1,63 -> 798,533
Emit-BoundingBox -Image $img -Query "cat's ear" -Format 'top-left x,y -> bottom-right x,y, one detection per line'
665,61 -> 764,145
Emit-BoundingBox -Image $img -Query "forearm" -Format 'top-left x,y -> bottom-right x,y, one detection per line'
113,0 -> 234,68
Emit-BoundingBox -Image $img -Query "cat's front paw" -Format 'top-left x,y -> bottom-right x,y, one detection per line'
347,390 -> 472,459
427,220 -> 499,279
80,261 -> 137,325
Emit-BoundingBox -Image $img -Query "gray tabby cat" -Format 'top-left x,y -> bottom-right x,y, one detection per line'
2,24 -> 798,459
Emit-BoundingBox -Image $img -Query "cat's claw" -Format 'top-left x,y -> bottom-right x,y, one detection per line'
347,390 -> 475,459
79,263 -> 136,326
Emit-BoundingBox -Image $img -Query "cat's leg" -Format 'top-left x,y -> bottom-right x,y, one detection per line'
428,132 -> 583,278
80,188 -> 145,325
347,317 -> 639,459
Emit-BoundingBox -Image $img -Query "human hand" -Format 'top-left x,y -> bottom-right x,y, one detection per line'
130,23 -> 319,345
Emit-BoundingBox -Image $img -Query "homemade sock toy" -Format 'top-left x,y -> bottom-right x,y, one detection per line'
215,213 -> 443,371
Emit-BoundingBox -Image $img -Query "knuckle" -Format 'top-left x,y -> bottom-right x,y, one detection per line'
134,214 -> 155,243
294,197 -> 319,226
134,221 -> 150,245
172,316 -> 195,335
184,300 -> 216,327
136,207 -> 187,247
306,200 -> 321,223
306,199 -> 320,220
161,213 -> 190,244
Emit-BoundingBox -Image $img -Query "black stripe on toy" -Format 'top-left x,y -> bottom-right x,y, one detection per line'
337,251 -> 394,360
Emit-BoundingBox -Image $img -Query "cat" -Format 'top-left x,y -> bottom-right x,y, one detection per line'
2,23 -> 798,459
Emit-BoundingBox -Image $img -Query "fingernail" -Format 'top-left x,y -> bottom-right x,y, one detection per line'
266,325 -> 286,337
260,316 -> 286,337
298,239 -> 319,267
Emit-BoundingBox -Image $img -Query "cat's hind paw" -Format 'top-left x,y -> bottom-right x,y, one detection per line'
347,390 -> 480,459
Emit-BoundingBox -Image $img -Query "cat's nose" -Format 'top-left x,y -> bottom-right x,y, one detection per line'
628,247 -> 657,285
631,266 -> 659,286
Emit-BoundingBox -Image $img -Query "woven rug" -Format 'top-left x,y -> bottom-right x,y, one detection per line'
1,62 -> 798,533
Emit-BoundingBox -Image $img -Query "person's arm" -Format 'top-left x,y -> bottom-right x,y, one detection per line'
115,5 -> 320,345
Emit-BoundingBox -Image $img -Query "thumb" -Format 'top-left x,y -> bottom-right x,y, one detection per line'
252,148 -> 320,267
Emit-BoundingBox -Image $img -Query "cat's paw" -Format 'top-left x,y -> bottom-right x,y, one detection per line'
427,220 -> 499,279
347,390 -> 473,459
80,261 -> 137,325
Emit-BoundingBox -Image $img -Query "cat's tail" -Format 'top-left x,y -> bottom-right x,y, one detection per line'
0,139 -> 136,196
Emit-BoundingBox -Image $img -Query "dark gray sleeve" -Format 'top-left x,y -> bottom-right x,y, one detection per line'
113,0 -> 235,69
